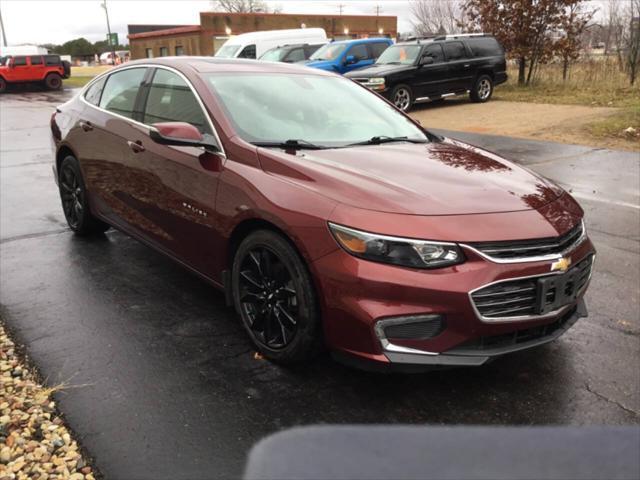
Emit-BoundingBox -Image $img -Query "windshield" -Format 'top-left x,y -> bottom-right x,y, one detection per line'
376,45 -> 422,65
259,48 -> 286,62
205,73 -> 427,147
309,43 -> 347,61
215,44 -> 241,58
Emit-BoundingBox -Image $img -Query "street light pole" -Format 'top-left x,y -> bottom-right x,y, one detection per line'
101,0 -> 116,65
0,5 -> 8,48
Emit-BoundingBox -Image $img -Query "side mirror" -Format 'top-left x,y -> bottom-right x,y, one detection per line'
420,56 -> 434,66
345,55 -> 357,65
149,122 -> 220,152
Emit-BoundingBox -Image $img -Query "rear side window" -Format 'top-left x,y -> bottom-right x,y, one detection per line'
284,48 -> 305,63
423,44 -> 445,63
468,37 -> 503,57
370,42 -> 389,59
443,42 -> 467,61
143,69 -> 211,134
30,56 -> 43,65
45,55 -> 61,66
84,76 -> 107,106
348,44 -> 368,61
99,68 -> 146,119
238,45 -> 256,59
13,56 -> 27,66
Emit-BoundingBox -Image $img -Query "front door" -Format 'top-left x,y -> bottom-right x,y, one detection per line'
341,43 -> 372,74
122,67 -> 224,276
414,44 -> 450,98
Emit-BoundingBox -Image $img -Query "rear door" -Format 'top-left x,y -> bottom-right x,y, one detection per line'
442,41 -> 473,92
122,67 -> 224,275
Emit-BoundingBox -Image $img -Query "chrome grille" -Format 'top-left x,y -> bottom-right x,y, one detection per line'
469,221 -> 584,260
471,254 -> 594,320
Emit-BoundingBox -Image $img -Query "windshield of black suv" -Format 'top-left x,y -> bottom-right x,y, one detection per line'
205,73 -> 427,147
309,43 -> 347,61
376,45 -> 422,65
260,47 -> 286,62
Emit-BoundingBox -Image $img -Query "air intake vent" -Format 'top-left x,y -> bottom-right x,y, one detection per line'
383,316 -> 445,340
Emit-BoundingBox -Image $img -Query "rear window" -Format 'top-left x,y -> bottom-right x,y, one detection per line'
238,45 -> 256,59
468,37 -> 503,57
45,55 -> 61,66
30,56 -> 43,65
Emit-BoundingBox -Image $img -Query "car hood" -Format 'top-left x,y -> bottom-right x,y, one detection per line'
345,63 -> 414,78
257,139 -> 564,216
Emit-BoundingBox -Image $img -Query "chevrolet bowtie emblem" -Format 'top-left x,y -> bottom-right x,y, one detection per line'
551,257 -> 572,272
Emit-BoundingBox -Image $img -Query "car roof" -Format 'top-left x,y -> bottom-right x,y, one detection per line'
121,57 -> 336,76
330,38 -> 392,46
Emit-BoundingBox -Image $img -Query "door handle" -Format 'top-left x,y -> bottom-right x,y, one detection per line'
463,64 -> 471,68
127,140 -> 145,153
79,121 -> 93,132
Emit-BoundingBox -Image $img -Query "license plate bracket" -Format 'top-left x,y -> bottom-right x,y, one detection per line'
536,270 -> 579,315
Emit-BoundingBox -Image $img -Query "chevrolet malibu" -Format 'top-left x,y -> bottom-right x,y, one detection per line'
50,58 -> 595,369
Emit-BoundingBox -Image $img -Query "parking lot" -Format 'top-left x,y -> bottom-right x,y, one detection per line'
1,88 -> 638,479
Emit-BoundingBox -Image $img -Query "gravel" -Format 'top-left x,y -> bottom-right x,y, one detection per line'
0,324 -> 95,480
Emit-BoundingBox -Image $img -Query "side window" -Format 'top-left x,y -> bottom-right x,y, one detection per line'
84,76 -> 107,106
143,69 -> 211,134
443,42 -> 467,61
30,56 -> 43,65
370,42 -> 389,59
469,37 -> 503,57
348,44 -> 368,61
305,44 -> 323,57
159,47 -> 168,57
44,55 -> 61,66
238,45 -> 256,59
99,68 -> 146,119
423,44 -> 444,64
13,56 -> 27,66
284,48 -> 305,63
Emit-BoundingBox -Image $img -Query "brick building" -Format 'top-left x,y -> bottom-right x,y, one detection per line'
128,12 -> 397,59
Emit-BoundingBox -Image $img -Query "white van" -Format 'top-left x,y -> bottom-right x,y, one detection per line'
214,28 -> 327,59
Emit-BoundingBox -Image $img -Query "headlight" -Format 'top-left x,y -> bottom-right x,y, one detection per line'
329,223 -> 465,269
368,77 -> 385,85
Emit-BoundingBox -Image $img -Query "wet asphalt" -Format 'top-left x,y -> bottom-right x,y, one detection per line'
0,88 -> 638,480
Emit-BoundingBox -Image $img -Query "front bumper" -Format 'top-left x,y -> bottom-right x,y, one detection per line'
311,235 -> 595,369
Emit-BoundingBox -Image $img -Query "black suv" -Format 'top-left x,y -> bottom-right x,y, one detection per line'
345,34 -> 507,112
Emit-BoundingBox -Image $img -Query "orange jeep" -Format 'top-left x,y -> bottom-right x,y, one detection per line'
0,54 -> 71,93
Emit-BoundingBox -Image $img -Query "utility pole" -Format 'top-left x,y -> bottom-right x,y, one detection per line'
101,0 -> 116,65
338,3 -> 344,15
374,4 -> 382,16
0,5 -> 8,48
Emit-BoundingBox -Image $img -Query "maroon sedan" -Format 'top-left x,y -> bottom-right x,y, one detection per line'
50,58 -> 595,369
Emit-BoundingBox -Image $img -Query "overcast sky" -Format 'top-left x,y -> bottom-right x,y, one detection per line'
0,0 -> 416,46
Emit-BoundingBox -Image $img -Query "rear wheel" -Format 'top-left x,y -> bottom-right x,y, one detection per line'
45,73 -> 62,91
0,77 -> 6,93
58,155 -> 110,235
231,230 -> 322,364
470,75 -> 493,103
390,84 -> 413,112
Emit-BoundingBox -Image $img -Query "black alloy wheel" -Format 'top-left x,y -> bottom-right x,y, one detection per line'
232,230 -> 322,363
45,73 -> 62,91
58,155 -> 110,235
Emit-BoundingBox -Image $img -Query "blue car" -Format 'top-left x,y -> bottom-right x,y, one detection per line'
304,38 -> 393,74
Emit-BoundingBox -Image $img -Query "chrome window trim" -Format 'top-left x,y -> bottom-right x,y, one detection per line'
460,220 -> 586,264
468,253 -> 595,323
78,63 -> 226,157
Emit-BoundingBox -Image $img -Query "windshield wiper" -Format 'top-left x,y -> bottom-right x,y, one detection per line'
251,139 -> 328,150
346,136 -> 429,147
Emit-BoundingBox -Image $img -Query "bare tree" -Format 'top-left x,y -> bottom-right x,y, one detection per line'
410,0 -> 464,36
211,0 -> 269,13
623,0 -> 640,85
556,2 -> 595,81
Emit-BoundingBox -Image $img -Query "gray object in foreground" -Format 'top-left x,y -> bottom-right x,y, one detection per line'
244,425 -> 640,480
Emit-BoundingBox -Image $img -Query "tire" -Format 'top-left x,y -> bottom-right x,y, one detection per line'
0,77 -> 6,94
58,155 -> 110,235
45,73 -> 63,91
231,230 -> 322,364
470,74 -> 493,103
390,84 -> 413,112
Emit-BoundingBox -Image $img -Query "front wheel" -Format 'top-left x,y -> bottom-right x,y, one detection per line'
231,230 -> 322,364
470,75 -> 493,103
45,73 -> 62,91
58,155 -> 110,235
0,77 -> 6,93
390,84 -> 413,112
